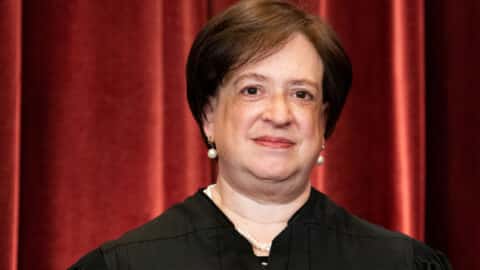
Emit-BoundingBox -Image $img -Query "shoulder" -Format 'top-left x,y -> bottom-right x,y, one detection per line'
67,248 -> 108,270
102,197 -> 195,251
315,190 -> 451,269
315,190 -> 409,241
101,190 -> 215,251
411,239 -> 452,269
68,190 -> 213,269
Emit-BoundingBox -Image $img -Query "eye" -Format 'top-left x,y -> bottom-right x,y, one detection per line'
294,90 -> 314,100
240,86 -> 261,96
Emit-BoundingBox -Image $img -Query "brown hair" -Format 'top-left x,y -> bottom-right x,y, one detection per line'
186,0 -> 352,142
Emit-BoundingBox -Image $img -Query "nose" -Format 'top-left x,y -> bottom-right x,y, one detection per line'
262,93 -> 292,127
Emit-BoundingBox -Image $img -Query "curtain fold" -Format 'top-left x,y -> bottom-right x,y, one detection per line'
0,0 -> 477,269
425,0 -> 480,269
314,0 -> 426,238
0,1 -> 21,270
18,1 -> 212,269
387,0 -> 426,239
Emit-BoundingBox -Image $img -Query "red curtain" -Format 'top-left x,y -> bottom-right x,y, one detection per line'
0,0 -> 478,269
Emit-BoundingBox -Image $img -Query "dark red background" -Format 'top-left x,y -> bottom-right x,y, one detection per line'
1,0 -> 478,269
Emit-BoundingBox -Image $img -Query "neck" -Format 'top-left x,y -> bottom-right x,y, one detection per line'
213,176 -> 311,224
209,175 -> 311,256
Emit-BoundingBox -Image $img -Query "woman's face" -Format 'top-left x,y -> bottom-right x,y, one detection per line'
203,33 -> 327,186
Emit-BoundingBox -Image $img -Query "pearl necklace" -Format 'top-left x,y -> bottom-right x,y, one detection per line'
203,184 -> 272,253
235,226 -> 272,252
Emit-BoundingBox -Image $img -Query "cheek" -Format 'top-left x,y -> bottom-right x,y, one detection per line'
223,101 -> 262,133
295,107 -> 324,138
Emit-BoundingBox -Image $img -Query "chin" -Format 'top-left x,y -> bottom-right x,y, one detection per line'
245,154 -> 298,177
248,166 -> 297,182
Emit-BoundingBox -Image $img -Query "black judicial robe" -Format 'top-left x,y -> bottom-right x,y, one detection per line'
68,188 -> 452,270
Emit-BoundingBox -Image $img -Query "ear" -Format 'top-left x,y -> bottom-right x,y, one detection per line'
202,97 -> 217,140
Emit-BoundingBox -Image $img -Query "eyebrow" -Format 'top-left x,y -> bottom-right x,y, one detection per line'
232,72 -> 321,92
232,73 -> 268,87
289,79 -> 321,92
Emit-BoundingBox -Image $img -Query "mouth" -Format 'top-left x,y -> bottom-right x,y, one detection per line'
252,136 -> 295,149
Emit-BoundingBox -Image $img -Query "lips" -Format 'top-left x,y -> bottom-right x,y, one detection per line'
253,136 -> 295,149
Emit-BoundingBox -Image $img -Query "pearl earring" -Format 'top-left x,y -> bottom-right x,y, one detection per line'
207,138 -> 217,159
316,155 -> 325,165
316,143 -> 326,165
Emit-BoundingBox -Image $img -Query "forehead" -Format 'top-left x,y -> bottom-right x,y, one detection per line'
224,33 -> 324,85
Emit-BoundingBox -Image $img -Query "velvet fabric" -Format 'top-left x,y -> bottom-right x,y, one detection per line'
0,0 -> 478,270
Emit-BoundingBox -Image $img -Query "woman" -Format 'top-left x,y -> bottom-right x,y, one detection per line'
69,0 -> 451,269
